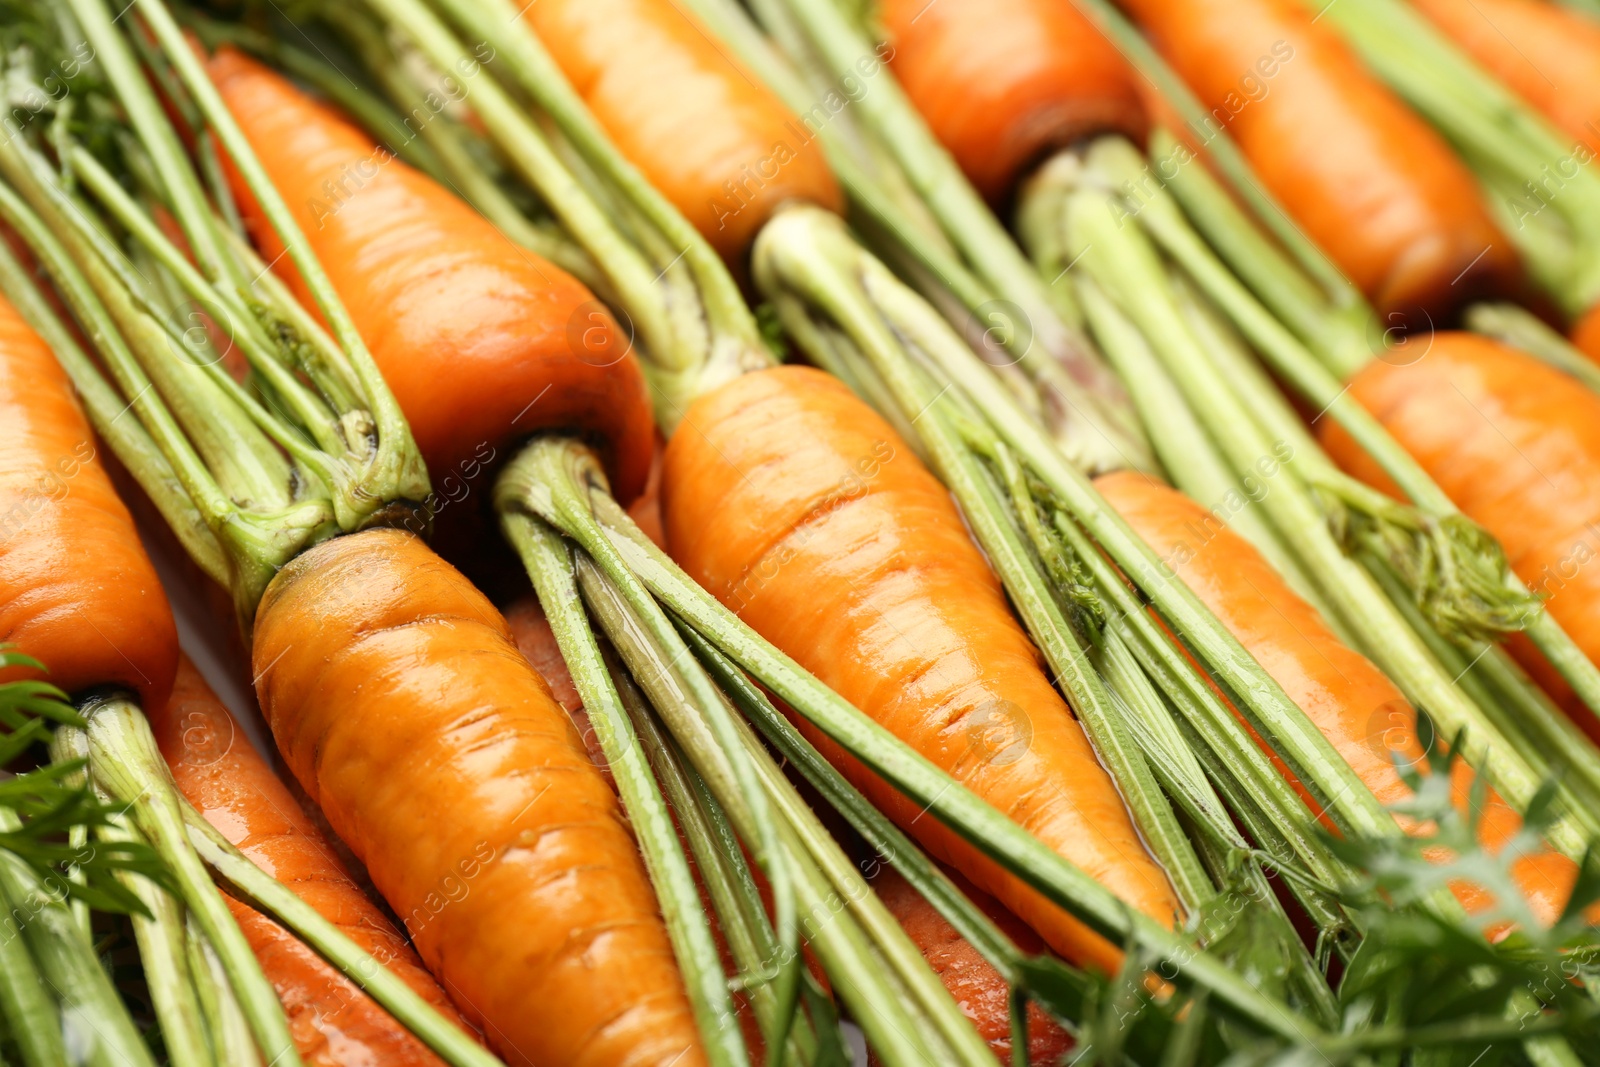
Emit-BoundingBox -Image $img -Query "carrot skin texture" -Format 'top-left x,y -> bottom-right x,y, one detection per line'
150,656 -> 469,1066
206,48 -> 654,502
877,0 -> 1148,202
1320,332 -> 1600,737
522,0 -> 843,264
1410,0 -> 1600,157
252,529 -> 705,1067
869,866 -> 1073,1065
1096,470 -> 1580,923
660,365 -> 1180,972
0,291 -> 177,709
1121,0 -> 1519,322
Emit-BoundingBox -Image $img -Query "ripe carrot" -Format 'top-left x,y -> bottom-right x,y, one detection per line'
660,365 -> 1181,973
1320,331 -> 1600,742
1575,301 -> 1600,362
1409,0 -> 1600,157
1096,470 -> 1581,923
252,528 -> 705,1067
522,0 -> 843,264
501,593 -> 609,776
869,865 -> 1072,1065
876,0 -> 1148,203
206,47 -> 654,503
149,655 -> 472,1066
1121,0 -> 1521,321
0,289 -> 176,709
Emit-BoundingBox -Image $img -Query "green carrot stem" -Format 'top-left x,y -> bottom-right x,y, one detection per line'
83,700 -> 303,1067
0,836 -> 67,1067
181,815 -> 505,1067
129,0 -> 429,509
1067,183 -> 1595,855
498,512 -> 751,1067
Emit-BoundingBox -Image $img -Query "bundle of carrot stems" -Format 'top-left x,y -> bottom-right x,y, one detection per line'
2,0 -> 1600,1064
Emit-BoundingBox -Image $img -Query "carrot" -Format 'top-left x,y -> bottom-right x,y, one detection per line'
1096,470 -> 1581,924
1409,0 -> 1600,157
205,47 -> 654,503
521,0 -> 843,264
876,0 -> 1148,203
502,593 -> 609,777
1320,331 -> 1600,741
1120,0 -> 1520,321
660,365 -> 1181,973
0,288 -> 176,709
868,865 -> 1073,1065
253,527 -> 706,1067
1577,302 -> 1600,363
149,655 -> 472,1066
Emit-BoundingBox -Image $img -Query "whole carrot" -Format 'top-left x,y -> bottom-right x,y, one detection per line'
253,529 -> 705,1067
661,365 -> 1181,972
1409,0 -> 1600,157
206,47 -> 654,502
150,655 -> 472,1066
1097,470 -> 1581,923
0,288 -> 176,708
1121,0 -> 1521,322
522,0 -> 843,265
1320,331 -> 1600,740
869,866 -> 1073,1065
876,0 -> 1148,202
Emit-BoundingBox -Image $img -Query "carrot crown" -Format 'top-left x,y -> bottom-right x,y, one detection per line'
0,0 -> 431,625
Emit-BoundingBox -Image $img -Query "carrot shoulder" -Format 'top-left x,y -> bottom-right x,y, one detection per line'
150,655 -> 469,1066
1096,470 -> 1580,923
660,365 -> 1180,972
206,47 -> 654,502
1121,0 -> 1519,321
0,289 -> 176,708
1320,332 -> 1600,739
522,0 -> 842,263
877,0 -> 1147,202
253,528 -> 704,1067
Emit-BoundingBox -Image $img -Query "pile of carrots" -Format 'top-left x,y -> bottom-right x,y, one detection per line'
6,0 -> 1600,1064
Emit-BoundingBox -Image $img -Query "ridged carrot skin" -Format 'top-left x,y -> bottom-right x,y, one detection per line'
877,0 -> 1148,202
1121,0 -> 1520,321
150,656 -> 470,1066
870,866 -> 1072,1064
1320,332 -> 1600,739
206,48 -> 654,502
1410,0 -> 1600,156
0,290 -> 176,709
661,365 -> 1180,972
522,0 -> 843,264
252,529 -> 705,1067
1097,470 -> 1579,923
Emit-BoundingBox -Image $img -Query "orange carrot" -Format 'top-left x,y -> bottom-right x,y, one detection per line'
1320,331 -> 1600,741
206,48 -> 654,503
1410,0 -> 1600,157
150,655 -> 472,1066
1121,0 -> 1521,322
869,866 -> 1073,1065
877,0 -> 1148,202
521,0 -> 843,264
252,529 -> 706,1067
1098,470 -> 1581,923
0,288 -> 176,708
661,364 -> 1181,973
1575,300 -> 1600,363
